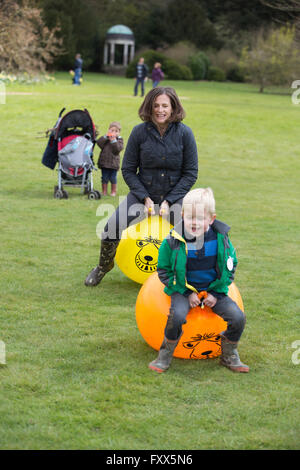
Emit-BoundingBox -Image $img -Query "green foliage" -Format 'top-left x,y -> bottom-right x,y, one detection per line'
239,25 -> 300,92
34,0 -> 296,71
164,60 -> 193,81
226,63 -> 245,82
188,52 -> 210,80
207,66 -> 226,81
163,0 -> 220,49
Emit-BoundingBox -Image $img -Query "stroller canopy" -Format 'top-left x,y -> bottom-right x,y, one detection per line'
55,109 -> 96,141
42,108 -> 96,170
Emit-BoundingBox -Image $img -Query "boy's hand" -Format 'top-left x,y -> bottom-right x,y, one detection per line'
188,292 -> 200,308
204,293 -> 217,308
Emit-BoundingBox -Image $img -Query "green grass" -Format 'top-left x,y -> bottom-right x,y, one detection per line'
0,72 -> 299,450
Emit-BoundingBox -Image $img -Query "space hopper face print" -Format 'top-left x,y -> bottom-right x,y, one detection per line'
135,236 -> 162,273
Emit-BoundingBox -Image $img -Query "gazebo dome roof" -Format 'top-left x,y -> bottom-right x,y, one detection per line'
106,24 -> 134,40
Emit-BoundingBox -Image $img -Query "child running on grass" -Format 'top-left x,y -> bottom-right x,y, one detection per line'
149,187 -> 249,374
96,122 -> 124,196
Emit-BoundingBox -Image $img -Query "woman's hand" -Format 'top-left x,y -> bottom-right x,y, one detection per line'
144,197 -> 155,215
159,200 -> 169,217
188,292 -> 200,309
204,293 -> 217,308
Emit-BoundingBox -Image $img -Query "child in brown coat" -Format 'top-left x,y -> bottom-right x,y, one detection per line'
96,122 -> 124,196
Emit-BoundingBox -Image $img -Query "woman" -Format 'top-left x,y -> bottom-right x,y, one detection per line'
85,86 -> 198,287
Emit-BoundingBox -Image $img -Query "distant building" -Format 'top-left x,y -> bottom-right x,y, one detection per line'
103,25 -> 135,73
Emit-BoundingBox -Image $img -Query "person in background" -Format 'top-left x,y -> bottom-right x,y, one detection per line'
151,62 -> 164,88
73,53 -> 83,85
134,57 -> 148,97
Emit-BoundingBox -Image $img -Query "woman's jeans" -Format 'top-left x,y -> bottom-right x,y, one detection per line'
101,192 -> 183,241
165,292 -> 246,343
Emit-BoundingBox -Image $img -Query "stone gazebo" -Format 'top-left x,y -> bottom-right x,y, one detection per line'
103,25 -> 135,74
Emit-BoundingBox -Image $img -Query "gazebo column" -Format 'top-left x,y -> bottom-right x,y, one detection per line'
109,42 -> 115,65
130,43 -> 135,62
103,43 -> 108,65
123,43 -> 128,66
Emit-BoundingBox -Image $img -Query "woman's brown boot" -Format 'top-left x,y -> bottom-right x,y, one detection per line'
84,240 -> 119,286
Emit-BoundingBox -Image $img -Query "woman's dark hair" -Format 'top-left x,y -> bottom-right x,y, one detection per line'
138,86 -> 186,122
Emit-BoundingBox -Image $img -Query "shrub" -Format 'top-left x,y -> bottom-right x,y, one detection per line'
226,64 -> 245,82
162,41 -> 197,66
164,59 -> 193,80
188,52 -> 210,80
207,66 -> 226,82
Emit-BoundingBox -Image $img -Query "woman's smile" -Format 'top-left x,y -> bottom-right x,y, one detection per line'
152,94 -> 172,126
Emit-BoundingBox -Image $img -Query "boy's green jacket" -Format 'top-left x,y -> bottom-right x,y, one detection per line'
157,219 -> 238,296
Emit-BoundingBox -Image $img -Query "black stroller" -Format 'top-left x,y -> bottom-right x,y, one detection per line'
42,108 -> 101,200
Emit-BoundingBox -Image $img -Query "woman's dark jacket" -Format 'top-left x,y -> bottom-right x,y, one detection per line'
121,122 -> 198,205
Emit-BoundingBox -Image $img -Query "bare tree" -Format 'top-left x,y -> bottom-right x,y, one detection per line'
260,0 -> 300,38
0,0 -> 63,74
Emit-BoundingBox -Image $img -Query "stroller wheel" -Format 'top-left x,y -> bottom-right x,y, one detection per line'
88,190 -> 99,200
62,190 -> 68,199
54,188 -> 65,199
95,190 -> 101,199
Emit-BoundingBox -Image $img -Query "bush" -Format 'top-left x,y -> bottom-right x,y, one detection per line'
162,41 -> 198,66
207,66 -> 226,81
226,64 -> 245,82
126,49 -> 193,80
164,59 -> 193,80
188,52 -> 210,80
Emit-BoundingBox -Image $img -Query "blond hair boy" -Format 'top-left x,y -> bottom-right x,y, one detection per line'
149,187 -> 249,374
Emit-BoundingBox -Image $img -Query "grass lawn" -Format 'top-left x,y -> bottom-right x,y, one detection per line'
0,72 -> 299,450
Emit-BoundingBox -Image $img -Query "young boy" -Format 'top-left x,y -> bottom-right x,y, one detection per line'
149,187 -> 249,374
96,122 -> 124,196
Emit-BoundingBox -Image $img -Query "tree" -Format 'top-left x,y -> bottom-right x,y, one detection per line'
0,0 -> 63,73
164,0 -> 220,48
239,26 -> 300,92
260,1 -> 300,38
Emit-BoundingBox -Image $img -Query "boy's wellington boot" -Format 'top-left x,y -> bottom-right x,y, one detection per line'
220,335 -> 249,373
148,336 -> 180,373
84,240 -> 119,287
102,183 -> 108,195
111,184 -> 117,196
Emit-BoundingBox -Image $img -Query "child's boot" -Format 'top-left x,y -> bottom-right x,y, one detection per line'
84,240 -> 119,286
102,183 -> 108,195
220,335 -> 249,373
148,336 -> 179,373
111,183 -> 117,196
